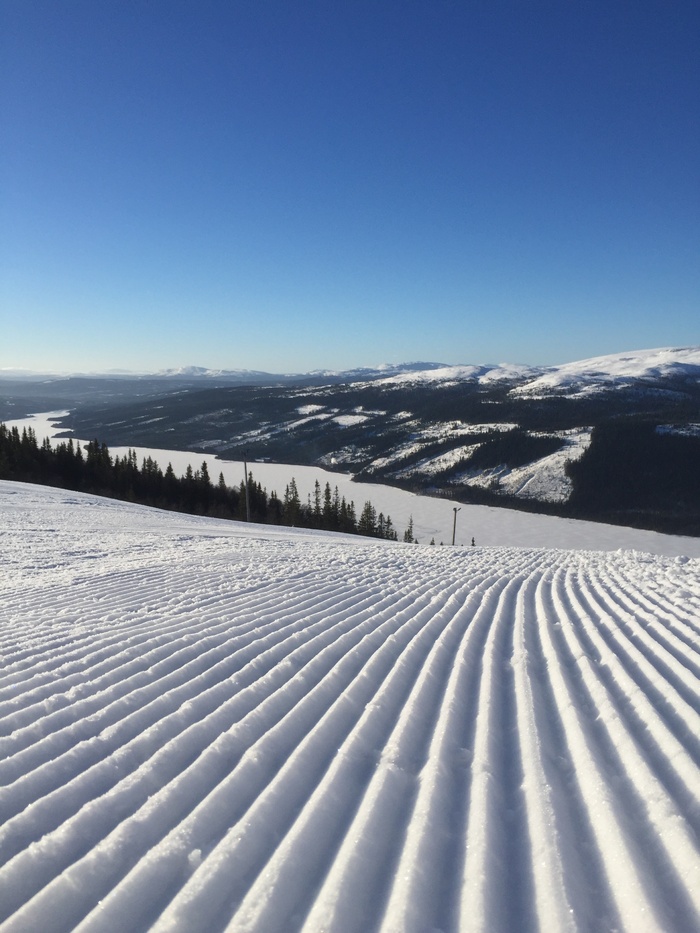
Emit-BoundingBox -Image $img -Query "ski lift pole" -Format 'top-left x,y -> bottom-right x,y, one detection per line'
452,507 -> 461,546
243,450 -> 251,522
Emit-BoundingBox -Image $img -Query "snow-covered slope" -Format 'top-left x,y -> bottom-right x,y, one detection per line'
372,362 -> 541,386
303,346 -> 700,395
1,482 -> 699,932
512,345 -> 700,397
451,428 -> 592,503
366,346 -> 700,393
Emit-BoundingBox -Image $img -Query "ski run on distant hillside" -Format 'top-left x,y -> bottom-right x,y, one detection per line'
1,481 -> 699,932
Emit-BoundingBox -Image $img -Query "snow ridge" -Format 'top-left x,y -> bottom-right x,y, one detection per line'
512,345 -> 700,397
1,483 -> 699,932
4,345 -> 699,391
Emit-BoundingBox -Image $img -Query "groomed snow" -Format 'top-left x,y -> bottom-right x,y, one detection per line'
1,481 -> 699,932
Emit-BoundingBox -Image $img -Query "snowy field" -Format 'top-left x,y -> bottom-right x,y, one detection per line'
1,481 -> 700,932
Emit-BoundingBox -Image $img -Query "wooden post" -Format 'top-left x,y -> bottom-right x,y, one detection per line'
243,451 -> 251,522
452,507 -> 461,545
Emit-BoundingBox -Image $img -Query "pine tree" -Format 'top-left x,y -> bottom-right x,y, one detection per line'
268,489 -> 283,524
197,460 -> 211,513
331,485 -> 341,528
312,480 -> 322,527
199,460 -> 210,487
164,462 -> 178,502
283,478 -> 301,525
358,501 -> 377,536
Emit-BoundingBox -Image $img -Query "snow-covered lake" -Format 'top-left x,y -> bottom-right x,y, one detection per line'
1,481 -> 699,931
6,411 -> 700,558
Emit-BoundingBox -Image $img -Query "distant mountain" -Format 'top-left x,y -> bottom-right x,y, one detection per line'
2,346 -> 699,534
511,346 -> 700,397
0,361 -> 450,384
3,345 -> 699,390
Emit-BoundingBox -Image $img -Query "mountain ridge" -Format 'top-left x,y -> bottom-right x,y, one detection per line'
3,344 -> 698,393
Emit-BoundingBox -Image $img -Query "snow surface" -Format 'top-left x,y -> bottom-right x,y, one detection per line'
332,414 -> 369,427
346,346 -> 700,396
373,363 -> 539,386
1,481 -> 700,932
296,405 -> 326,416
511,346 -> 700,397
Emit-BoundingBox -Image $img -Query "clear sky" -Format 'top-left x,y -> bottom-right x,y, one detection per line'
2,0 -> 698,374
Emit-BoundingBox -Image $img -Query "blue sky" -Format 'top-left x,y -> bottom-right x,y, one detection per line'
2,0 -> 698,374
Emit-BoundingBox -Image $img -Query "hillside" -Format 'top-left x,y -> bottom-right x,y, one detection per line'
1,481 -> 699,932
2,346 -> 700,534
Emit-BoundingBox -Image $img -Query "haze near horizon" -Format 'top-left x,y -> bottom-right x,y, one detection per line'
2,1 -> 698,374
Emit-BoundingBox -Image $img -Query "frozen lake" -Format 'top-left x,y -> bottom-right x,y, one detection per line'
5,411 -> 700,558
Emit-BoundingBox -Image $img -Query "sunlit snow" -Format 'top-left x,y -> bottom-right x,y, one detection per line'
511,346 -> 700,397
1,480 -> 699,932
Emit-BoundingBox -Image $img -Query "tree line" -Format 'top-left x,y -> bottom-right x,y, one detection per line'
0,423 -> 411,540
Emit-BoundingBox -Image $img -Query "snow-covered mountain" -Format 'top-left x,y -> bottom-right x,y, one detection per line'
511,345 -> 700,397
2,346 -> 699,535
4,345 -> 699,389
371,361 -> 543,386
1,480 -> 699,932
363,346 -> 700,394
0,361 -> 450,384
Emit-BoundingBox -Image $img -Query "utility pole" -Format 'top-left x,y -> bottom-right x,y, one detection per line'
452,507 -> 461,546
243,451 -> 251,522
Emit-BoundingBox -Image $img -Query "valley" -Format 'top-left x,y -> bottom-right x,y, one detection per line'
2,346 -> 700,535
